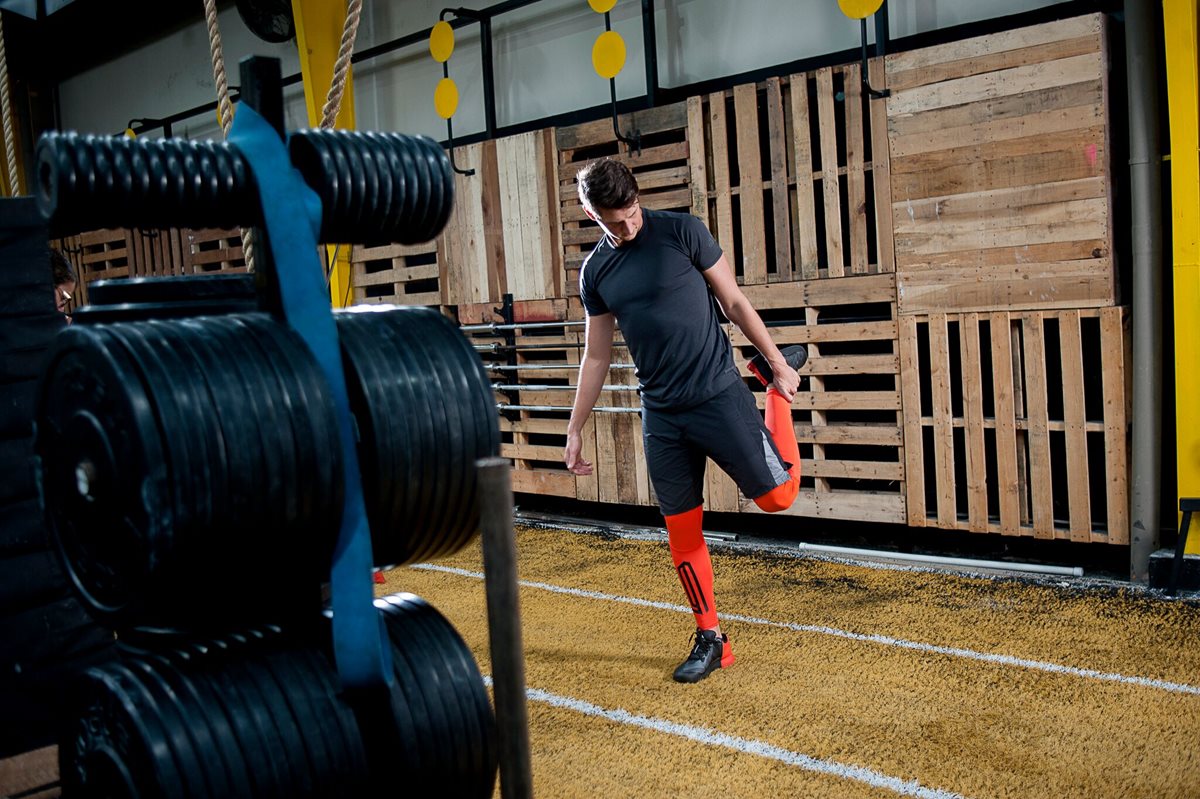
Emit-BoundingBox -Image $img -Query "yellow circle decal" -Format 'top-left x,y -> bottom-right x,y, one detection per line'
124,127 -> 137,139
592,30 -> 626,79
434,77 -> 459,119
837,0 -> 884,19
588,0 -> 617,13
430,21 -> 455,63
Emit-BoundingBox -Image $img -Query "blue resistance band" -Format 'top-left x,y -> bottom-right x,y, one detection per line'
229,105 -> 392,689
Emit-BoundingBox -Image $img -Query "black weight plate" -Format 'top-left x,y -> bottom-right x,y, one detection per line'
122,656 -> 216,799
101,322 -> 199,551
381,311 -> 460,559
289,646 -> 366,797
214,643 -> 294,796
419,137 -> 451,239
73,299 -> 259,324
383,135 -> 419,240
173,648 -> 258,796
87,274 -> 258,306
0,379 -> 37,439
335,311 -> 418,566
402,136 -> 436,241
365,599 -> 439,790
144,652 -> 238,799
146,319 -> 224,535
375,311 -> 443,565
240,647 -> 318,796
181,641 -> 280,799
355,133 -> 386,240
36,325 -> 169,622
266,646 -> 338,796
376,596 -> 460,789
410,315 -> 479,557
324,133 -> 360,236
63,664 -> 184,799
382,593 -> 479,795
214,316 -> 295,557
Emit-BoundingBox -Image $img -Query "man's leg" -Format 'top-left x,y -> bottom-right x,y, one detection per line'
643,407 -> 735,683
753,385 -> 800,512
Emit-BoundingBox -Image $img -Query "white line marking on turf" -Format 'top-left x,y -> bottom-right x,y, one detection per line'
414,563 -> 1200,696
481,676 -> 970,799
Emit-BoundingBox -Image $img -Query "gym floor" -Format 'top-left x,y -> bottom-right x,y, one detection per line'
385,523 -> 1200,799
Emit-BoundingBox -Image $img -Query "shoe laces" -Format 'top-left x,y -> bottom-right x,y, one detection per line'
686,630 -> 716,661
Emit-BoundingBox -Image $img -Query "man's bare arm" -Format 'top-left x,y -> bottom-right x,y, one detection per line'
565,312 -> 616,474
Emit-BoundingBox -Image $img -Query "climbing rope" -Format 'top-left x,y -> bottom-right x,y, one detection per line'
203,0 -> 257,272
0,10 -> 22,195
320,0 -> 363,130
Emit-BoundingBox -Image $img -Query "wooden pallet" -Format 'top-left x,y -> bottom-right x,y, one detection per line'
886,14 -> 1115,313
898,307 -> 1129,542
181,228 -> 248,273
729,273 -> 905,523
557,102 -> 694,297
350,241 -> 441,306
130,228 -> 185,277
690,59 -> 895,284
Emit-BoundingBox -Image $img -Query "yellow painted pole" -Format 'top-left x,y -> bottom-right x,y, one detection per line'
292,0 -> 356,308
1163,0 -> 1200,552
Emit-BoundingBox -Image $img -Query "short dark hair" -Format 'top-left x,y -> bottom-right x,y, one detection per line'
576,159 -> 639,212
51,248 -> 76,286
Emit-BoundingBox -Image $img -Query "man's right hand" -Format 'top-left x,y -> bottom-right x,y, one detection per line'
564,430 -> 593,475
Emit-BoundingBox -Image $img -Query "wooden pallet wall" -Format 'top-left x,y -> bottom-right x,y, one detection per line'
350,241 -> 441,306
886,14 -> 1114,314
898,307 -> 1129,542
690,59 -> 895,282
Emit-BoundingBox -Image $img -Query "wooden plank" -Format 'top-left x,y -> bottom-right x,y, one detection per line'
990,313 -> 1021,534
886,52 -> 1104,116
804,459 -> 903,481
961,313 -> 988,532
499,135 -> 529,301
1023,313 -> 1054,538
482,139 -> 508,302
511,468 -> 576,497
890,101 -> 1103,159
816,67 -> 844,276
790,391 -> 901,411
1058,309 -> 1092,541
887,80 -> 1101,140
757,489 -> 906,525
804,306 -> 830,496
1101,306 -> 1129,543
885,15 -> 1100,75
929,313 -> 956,527
843,63 -> 869,274
734,83 -> 767,284
795,423 -> 904,446
790,72 -> 820,279
898,315 -> 926,525
499,417 -> 569,435
728,319 -> 898,347
0,745 -> 58,798
739,272 -> 896,309
687,97 -> 710,221
556,101 -> 687,150
893,177 -> 1107,224
869,57 -> 896,274
765,77 -> 793,282
896,260 -> 1114,314
544,128 -> 566,299
708,92 -> 736,252
890,126 -> 1107,178
705,460 -> 741,512
888,33 -> 1103,93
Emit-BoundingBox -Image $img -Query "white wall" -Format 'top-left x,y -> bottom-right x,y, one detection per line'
57,0 -> 1068,141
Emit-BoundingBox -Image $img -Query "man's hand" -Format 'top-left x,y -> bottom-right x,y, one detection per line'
564,430 -> 593,475
769,359 -> 800,401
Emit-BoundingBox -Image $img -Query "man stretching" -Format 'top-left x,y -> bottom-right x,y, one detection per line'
564,159 -> 807,683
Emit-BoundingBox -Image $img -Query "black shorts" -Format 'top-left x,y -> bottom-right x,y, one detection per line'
642,380 -> 791,516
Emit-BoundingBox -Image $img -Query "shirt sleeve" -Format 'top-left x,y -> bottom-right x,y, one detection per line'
681,214 -> 724,271
579,257 -> 610,316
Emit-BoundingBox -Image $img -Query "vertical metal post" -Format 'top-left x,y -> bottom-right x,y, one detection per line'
641,0 -> 657,108
1125,0 -> 1163,582
480,16 -> 498,138
874,0 -> 889,58
476,456 -> 533,799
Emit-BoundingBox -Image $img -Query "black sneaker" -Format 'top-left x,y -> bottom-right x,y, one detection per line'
747,344 -> 808,388
672,628 -> 734,683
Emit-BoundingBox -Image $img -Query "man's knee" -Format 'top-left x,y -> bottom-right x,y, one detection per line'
753,477 -> 799,513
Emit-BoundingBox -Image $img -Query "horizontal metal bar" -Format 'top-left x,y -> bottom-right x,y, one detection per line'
484,363 -> 636,371
497,404 -> 640,414
475,341 -> 627,352
462,320 -> 586,332
492,384 -> 638,392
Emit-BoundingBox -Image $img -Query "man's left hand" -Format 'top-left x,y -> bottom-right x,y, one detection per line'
770,361 -> 800,401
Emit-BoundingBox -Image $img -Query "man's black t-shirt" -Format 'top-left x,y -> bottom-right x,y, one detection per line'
579,208 -> 738,410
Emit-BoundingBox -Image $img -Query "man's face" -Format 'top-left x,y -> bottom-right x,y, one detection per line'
589,199 -> 642,246
56,280 -> 75,314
